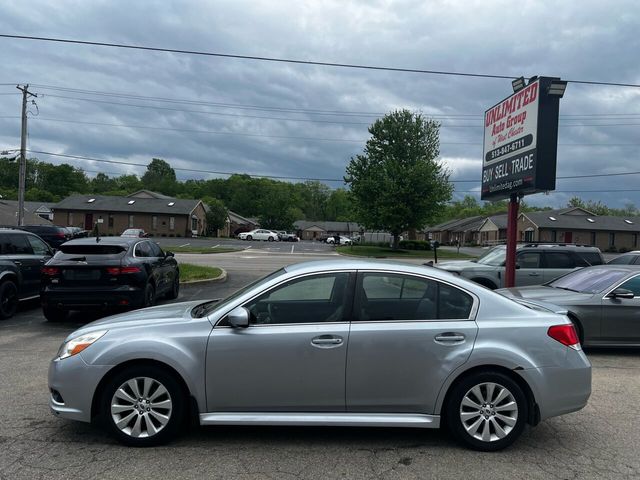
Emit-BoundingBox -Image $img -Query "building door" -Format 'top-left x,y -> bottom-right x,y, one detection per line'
564,232 -> 573,243
84,213 -> 93,230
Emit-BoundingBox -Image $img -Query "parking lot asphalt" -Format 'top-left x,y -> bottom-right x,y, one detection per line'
1,251 -> 639,479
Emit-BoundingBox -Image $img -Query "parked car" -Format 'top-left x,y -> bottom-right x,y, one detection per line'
48,260 -> 590,450
326,235 -> 352,245
607,251 -> 640,265
0,228 -> 54,319
277,231 -> 299,242
498,264 -> 640,347
66,226 -> 89,238
238,229 -> 280,241
16,224 -> 72,249
40,237 -> 179,322
121,228 -> 149,238
437,243 -> 604,289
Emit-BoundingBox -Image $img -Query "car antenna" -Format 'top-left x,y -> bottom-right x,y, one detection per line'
93,221 -> 101,243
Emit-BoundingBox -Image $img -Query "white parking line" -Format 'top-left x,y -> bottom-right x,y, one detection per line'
179,243 -> 190,247
290,245 -> 295,254
211,244 -> 220,249
244,246 -> 252,250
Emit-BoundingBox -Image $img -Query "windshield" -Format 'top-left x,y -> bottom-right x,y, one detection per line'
548,267 -> 629,294
191,268 -> 286,318
476,246 -> 506,266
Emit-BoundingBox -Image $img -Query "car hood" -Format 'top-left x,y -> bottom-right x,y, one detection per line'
437,260 -> 488,270
497,285 -> 595,304
66,300 -> 215,339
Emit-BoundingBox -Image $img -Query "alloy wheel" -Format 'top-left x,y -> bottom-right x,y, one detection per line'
110,377 -> 173,438
459,382 -> 518,442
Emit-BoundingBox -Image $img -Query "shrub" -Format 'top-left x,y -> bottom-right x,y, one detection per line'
606,245 -> 618,253
399,240 -> 431,251
619,247 -> 630,253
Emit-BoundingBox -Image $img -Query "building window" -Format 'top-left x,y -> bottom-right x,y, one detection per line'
590,232 -> 596,246
68,212 -> 74,226
129,215 -> 134,228
551,230 -> 557,242
169,217 -> 175,231
609,232 -> 616,247
634,234 -> 638,249
191,217 -> 198,231
108,214 -> 114,228
152,216 -> 158,230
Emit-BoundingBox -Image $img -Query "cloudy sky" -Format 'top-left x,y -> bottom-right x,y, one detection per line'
1,0 -> 639,208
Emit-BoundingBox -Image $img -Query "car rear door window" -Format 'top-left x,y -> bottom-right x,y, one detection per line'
516,252 -> 541,268
545,252 -> 575,269
26,235 -> 50,255
356,273 -> 473,321
134,242 -> 151,257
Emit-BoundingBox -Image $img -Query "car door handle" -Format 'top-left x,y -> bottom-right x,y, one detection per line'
434,333 -> 465,344
528,272 -> 540,277
13,261 -> 22,266
311,335 -> 343,347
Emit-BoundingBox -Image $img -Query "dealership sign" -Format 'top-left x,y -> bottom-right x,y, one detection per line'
481,77 -> 562,201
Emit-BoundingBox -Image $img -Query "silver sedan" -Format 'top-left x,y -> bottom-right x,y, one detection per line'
498,264 -> 640,347
49,260 -> 591,451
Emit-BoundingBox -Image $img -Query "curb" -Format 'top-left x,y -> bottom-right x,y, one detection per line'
180,268 -> 227,285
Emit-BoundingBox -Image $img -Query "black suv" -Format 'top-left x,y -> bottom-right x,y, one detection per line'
40,237 -> 179,321
16,225 -> 72,249
0,228 -> 54,319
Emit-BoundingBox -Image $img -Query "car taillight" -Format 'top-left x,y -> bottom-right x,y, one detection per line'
548,324 -> 580,350
56,232 -> 66,238
41,266 -> 60,276
106,266 -> 142,275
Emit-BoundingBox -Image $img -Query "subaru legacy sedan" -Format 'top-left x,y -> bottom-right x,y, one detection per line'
48,260 -> 590,451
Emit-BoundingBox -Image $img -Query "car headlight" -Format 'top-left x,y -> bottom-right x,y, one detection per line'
57,330 -> 108,360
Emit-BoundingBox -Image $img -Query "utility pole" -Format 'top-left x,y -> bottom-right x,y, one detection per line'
16,84 -> 37,226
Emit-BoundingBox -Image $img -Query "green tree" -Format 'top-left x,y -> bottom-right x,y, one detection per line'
325,189 -> 353,221
33,162 -> 88,197
90,173 -> 118,193
345,110 -> 453,248
258,183 -> 302,230
141,158 -> 177,195
203,197 -> 229,236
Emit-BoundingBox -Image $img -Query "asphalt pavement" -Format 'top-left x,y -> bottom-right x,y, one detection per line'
1,249 -> 639,479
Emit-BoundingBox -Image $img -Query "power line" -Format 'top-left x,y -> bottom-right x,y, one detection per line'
26,149 -> 348,182
2,34 -> 639,88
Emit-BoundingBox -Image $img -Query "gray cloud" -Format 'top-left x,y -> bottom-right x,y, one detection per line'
0,0 -> 639,206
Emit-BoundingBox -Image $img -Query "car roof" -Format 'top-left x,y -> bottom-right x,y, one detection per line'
62,237 -> 141,246
579,264 -> 640,272
284,259 -> 456,280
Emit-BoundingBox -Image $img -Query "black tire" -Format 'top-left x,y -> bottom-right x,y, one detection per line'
445,371 -> 528,451
143,283 -> 156,307
0,280 -> 19,319
43,306 -> 68,322
100,365 -> 185,447
165,273 -> 180,300
246,235 -> 253,241
268,236 -> 274,242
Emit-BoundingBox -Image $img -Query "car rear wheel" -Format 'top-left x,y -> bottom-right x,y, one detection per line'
446,371 -> 527,451
43,306 -> 68,322
246,235 -> 253,241
0,280 -> 19,319
268,236 -> 274,242
101,365 -> 185,447
165,274 -> 180,300
144,283 -> 156,307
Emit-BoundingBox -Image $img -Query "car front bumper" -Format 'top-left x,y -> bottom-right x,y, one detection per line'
48,354 -> 113,423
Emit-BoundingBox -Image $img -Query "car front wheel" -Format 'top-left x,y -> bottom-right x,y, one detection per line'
101,365 -> 185,446
165,273 -> 180,300
0,280 -> 19,319
445,371 -> 527,451
246,235 -> 253,241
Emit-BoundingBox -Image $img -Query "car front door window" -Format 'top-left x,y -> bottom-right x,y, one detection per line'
244,273 -> 350,324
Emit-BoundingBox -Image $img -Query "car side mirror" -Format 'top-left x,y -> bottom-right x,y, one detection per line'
165,251 -> 175,258
227,306 -> 250,328
608,288 -> 635,300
